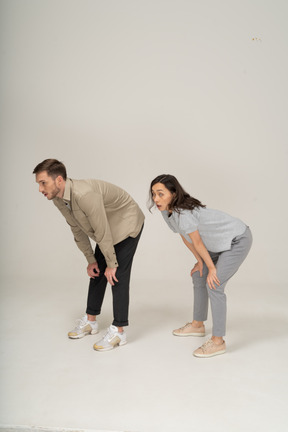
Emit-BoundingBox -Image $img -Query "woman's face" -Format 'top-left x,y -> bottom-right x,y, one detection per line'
151,182 -> 174,211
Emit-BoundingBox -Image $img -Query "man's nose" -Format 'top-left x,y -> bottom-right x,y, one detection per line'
39,185 -> 43,193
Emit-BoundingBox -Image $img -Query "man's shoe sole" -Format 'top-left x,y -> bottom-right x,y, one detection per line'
93,340 -> 127,351
68,329 -> 99,339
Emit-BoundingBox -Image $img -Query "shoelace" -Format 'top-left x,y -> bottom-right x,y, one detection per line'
75,316 -> 87,329
102,328 -> 114,341
182,322 -> 192,329
200,339 -> 214,352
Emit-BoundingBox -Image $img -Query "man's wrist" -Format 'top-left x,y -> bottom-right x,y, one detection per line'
87,257 -> 97,264
106,260 -> 119,268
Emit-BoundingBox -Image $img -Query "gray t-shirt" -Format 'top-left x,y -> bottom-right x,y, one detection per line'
162,207 -> 247,253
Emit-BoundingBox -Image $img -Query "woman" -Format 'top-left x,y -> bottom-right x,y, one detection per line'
149,174 -> 252,358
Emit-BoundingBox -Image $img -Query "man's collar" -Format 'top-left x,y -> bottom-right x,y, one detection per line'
63,178 -> 71,202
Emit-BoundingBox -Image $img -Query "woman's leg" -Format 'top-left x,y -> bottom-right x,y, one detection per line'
193,228 -> 252,357
208,227 -> 253,338
192,263 -> 209,324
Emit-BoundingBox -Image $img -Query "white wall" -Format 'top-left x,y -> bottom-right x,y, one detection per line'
1,0 -> 287,287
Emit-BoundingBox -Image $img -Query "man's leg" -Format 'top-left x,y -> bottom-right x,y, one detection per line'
93,227 -> 143,351
111,227 -> 143,327
86,244 -> 108,317
68,245 -> 107,339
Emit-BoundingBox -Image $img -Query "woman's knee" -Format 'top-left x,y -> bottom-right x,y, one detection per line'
192,272 -> 207,289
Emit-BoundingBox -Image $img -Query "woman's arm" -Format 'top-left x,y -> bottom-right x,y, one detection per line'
180,235 -> 203,277
188,230 -> 220,290
181,234 -> 202,261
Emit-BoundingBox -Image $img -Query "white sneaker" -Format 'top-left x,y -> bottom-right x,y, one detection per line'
93,325 -> 127,351
68,315 -> 99,339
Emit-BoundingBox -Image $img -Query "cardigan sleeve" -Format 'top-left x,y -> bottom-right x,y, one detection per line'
53,198 -> 96,264
77,191 -> 118,268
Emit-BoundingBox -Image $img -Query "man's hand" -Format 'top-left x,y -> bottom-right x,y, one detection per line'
87,262 -> 100,278
104,267 -> 118,286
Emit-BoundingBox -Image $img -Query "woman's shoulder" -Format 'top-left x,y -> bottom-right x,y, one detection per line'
178,207 -> 202,218
174,208 -> 200,226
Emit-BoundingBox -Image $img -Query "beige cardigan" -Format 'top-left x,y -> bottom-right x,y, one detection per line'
53,178 -> 144,267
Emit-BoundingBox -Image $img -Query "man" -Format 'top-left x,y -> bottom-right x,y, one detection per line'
33,159 -> 144,351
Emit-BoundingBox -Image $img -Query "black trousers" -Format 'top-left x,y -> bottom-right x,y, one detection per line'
86,225 -> 143,327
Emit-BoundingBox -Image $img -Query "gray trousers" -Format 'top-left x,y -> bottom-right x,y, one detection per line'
192,227 -> 253,337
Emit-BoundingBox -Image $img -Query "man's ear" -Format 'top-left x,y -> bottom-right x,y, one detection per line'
56,175 -> 64,186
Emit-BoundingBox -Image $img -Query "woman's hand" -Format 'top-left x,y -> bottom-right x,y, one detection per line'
207,267 -> 220,290
190,261 -> 203,277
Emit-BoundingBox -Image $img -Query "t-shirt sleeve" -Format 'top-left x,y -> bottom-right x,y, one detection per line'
178,210 -> 199,234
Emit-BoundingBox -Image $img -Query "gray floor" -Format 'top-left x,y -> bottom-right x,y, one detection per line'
0,275 -> 287,432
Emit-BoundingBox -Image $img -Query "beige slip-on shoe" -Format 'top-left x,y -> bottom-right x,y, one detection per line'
173,322 -> 205,337
193,338 -> 226,358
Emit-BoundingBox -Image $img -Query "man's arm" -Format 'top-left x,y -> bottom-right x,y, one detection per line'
54,194 -> 119,285
67,220 -> 95,263
53,198 -> 95,264
78,192 -> 120,285
78,192 -> 118,268
68,221 -> 101,278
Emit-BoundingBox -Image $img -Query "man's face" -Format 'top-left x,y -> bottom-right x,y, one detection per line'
36,171 -> 62,200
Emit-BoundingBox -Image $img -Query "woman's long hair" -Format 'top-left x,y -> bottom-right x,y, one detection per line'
149,174 -> 205,213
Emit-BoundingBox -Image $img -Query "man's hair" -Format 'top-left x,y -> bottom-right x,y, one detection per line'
33,159 -> 67,180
